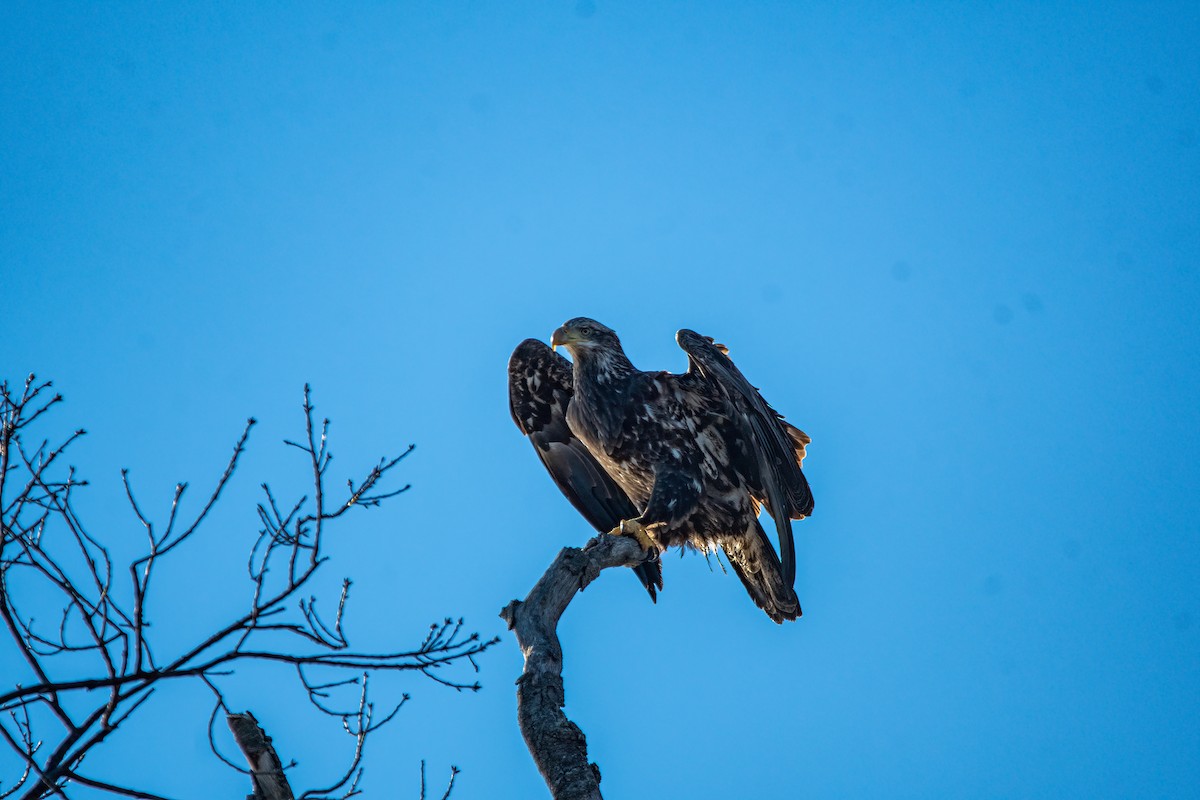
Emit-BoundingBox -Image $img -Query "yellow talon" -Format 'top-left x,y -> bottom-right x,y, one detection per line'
609,519 -> 657,553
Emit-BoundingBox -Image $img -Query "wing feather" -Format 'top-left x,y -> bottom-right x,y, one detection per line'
676,329 -> 813,588
508,339 -> 663,600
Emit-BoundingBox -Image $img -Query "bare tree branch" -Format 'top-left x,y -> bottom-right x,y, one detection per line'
59,773 -> 177,800
417,761 -> 460,800
1,377 -> 496,799
499,534 -> 651,800
227,712 -> 295,800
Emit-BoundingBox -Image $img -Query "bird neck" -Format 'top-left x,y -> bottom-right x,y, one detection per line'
572,345 -> 636,391
570,346 -> 636,449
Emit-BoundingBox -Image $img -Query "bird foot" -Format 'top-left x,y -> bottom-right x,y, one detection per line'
608,518 -> 659,558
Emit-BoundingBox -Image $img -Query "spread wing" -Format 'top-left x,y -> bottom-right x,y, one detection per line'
507,339 -> 663,601
676,329 -> 814,588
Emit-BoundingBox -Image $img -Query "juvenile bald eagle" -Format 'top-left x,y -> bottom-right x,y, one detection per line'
508,318 -> 813,623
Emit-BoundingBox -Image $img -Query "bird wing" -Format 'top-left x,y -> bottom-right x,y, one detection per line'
507,338 -> 663,601
675,329 -> 814,588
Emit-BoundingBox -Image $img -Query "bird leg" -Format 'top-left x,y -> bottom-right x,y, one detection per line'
608,518 -> 659,558
614,467 -> 696,559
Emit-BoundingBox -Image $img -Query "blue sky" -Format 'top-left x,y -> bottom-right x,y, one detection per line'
2,2 -> 1198,797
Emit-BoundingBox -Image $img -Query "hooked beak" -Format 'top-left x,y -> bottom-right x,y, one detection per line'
550,326 -> 571,351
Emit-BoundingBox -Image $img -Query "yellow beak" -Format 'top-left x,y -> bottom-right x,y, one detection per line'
550,326 -> 571,350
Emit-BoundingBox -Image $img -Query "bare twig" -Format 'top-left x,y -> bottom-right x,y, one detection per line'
418,760 -> 460,800
1,378 -> 494,799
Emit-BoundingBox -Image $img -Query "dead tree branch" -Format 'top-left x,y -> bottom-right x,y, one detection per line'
227,712 -> 294,800
499,534 -> 649,800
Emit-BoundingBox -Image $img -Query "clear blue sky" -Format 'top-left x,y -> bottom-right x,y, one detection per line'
2,2 -> 1198,797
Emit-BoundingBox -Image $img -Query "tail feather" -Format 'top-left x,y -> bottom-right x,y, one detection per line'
634,560 -> 664,603
723,519 -> 801,623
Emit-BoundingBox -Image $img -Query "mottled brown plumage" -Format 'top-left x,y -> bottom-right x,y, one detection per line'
508,318 -> 813,622
508,338 -> 664,601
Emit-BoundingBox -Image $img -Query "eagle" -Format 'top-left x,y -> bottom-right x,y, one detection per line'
507,317 -> 813,622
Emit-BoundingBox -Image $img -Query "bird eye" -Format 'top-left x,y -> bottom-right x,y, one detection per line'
580,326 -> 593,336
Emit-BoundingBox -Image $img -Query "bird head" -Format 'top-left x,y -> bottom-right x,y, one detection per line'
550,317 -> 621,355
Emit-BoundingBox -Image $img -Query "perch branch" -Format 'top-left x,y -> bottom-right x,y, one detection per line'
499,534 -> 649,800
